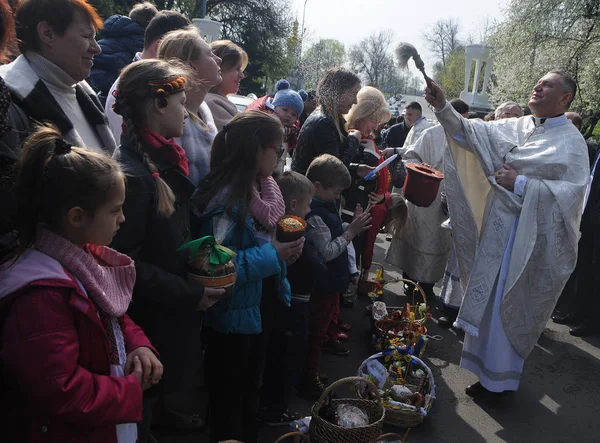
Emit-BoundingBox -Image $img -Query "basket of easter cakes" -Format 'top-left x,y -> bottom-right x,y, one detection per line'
357,350 -> 435,428
178,235 -> 237,297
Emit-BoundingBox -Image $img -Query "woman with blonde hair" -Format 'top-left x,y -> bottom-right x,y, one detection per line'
158,27 -> 222,185
205,39 -> 248,131
343,86 -> 407,285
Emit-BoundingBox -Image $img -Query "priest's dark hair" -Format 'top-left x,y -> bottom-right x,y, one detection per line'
549,70 -> 577,108
405,101 -> 422,113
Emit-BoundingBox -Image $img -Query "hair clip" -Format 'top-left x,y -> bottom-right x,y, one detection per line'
152,172 -> 160,178
54,139 -> 72,155
112,89 -> 120,98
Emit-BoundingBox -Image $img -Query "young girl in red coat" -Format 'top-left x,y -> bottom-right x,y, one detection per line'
0,125 -> 161,443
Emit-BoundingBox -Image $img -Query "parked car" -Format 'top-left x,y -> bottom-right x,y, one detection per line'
228,94 -> 254,112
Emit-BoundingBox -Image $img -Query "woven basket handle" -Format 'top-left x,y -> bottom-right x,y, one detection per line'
371,262 -> 385,275
314,376 -> 382,411
273,431 -> 310,443
397,278 -> 427,307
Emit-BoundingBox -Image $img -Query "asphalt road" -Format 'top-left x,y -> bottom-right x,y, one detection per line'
154,232 -> 600,443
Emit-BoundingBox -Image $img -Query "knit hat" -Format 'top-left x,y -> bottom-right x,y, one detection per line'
272,79 -> 306,116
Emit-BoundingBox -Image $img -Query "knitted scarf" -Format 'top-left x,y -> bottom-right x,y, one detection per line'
34,228 -> 135,317
138,126 -> 189,176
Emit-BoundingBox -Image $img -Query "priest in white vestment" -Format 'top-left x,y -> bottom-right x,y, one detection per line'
425,71 -> 589,396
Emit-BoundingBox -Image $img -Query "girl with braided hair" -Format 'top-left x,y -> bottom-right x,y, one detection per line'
110,58 -> 225,440
0,124 -> 159,443
157,26 -> 222,186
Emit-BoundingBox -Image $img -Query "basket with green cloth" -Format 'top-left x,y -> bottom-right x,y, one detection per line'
178,235 -> 237,296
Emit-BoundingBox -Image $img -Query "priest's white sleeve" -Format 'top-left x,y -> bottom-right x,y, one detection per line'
434,101 -> 469,149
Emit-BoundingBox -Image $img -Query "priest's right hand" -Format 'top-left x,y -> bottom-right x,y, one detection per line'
424,77 -> 446,111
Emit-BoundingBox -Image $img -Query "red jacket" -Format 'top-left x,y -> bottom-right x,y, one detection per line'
0,250 -> 154,443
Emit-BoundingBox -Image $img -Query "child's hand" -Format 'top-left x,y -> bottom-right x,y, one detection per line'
131,357 -> 149,390
126,348 -> 163,390
273,237 -> 305,261
347,212 -> 372,238
198,288 -> 227,311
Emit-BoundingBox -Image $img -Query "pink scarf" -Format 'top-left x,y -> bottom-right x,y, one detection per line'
249,176 -> 285,231
34,229 -> 135,317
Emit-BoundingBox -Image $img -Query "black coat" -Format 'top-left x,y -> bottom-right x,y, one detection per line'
111,138 -> 205,393
581,147 -> 600,233
0,100 -> 32,257
382,119 -> 411,148
292,109 -> 359,175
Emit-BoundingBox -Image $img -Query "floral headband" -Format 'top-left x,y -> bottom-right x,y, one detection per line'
148,75 -> 187,99
112,75 -> 187,110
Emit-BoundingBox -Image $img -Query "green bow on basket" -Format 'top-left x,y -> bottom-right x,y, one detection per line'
177,235 -> 237,274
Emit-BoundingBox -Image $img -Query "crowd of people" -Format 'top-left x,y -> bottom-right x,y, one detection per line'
0,0 -> 598,442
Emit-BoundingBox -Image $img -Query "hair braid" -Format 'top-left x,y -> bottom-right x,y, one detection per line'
120,101 -> 176,217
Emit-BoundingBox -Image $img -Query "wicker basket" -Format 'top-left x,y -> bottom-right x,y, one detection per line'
310,376 -> 385,443
370,278 -> 428,327
357,353 -> 436,428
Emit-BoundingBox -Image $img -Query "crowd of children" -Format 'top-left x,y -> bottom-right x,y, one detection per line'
0,13 -> 400,442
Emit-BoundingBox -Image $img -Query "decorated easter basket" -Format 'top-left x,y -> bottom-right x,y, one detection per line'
178,214 -> 237,297
369,277 -> 429,327
372,319 -> 428,357
357,352 -> 435,428
403,163 -> 444,208
310,376 -> 385,443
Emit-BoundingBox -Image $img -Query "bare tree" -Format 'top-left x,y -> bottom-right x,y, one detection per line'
348,30 -> 394,87
301,39 -> 346,90
423,18 -> 461,69
467,16 -> 495,45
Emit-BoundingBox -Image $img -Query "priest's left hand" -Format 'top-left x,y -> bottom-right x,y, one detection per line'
495,164 -> 518,191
